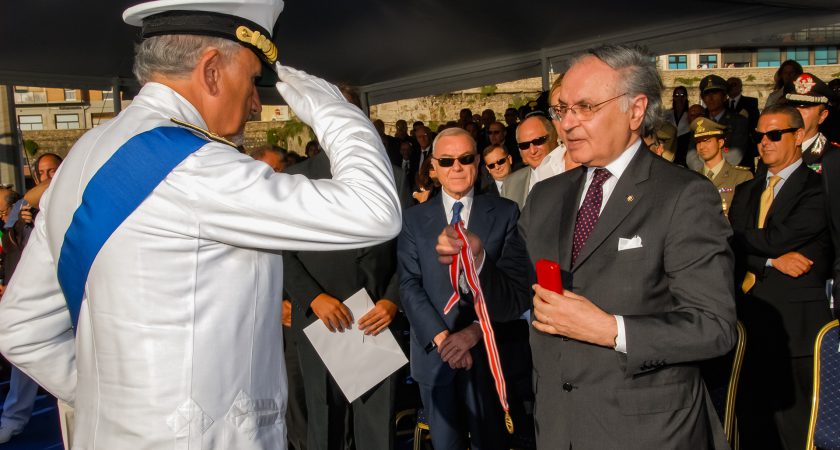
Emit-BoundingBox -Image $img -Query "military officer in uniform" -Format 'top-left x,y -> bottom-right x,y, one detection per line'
0,1 -> 402,449
686,75 -> 751,171
784,72 -> 839,173
691,117 -> 753,215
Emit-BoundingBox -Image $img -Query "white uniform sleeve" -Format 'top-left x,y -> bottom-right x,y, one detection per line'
173,65 -> 402,251
0,199 -> 76,403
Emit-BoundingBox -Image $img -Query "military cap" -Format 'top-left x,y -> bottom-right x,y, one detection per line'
699,75 -> 727,94
690,117 -> 726,138
123,0 -> 284,65
784,73 -> 834,106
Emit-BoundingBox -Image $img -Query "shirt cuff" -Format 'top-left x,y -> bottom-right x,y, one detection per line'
765,259 -> 773,267
475,249 -> 485,273
614,315 -> 627,354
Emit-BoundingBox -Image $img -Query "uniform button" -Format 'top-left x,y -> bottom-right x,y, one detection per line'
562,383 -> 573,392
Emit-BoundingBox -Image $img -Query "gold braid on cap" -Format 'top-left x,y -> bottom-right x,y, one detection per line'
236,26 -> 278,63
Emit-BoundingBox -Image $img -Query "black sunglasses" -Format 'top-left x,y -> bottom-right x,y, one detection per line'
517,135 -> 549,150
433,154 -> 477,167
752,128 -> 798,143
486,157 -> 508,169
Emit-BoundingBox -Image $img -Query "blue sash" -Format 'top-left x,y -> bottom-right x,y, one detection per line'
57,126 -> 206,328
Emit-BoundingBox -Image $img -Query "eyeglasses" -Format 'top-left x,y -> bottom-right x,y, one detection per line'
673,93 -> 687,97
517,135 -> 549,150
548,92 -> 627,122
486,157 -> 508,169
432,154 -> 477,167
752,128 -> 798,143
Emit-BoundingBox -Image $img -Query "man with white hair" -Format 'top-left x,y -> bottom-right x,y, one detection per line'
0,1 -> 401,448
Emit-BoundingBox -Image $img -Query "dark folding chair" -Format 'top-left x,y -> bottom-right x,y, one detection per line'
806,319 -> 840,450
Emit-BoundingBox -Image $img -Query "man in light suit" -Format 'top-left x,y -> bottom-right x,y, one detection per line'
501,115 -> 567,209
398,128 -> 532,450
438,45 -> 737,449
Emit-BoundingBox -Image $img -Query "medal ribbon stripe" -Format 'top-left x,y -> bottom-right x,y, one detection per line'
445,221 -> 514,433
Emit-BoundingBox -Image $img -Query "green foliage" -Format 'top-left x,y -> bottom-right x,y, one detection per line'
832,71 -> 840,79
674,77 -> 701,86
480,84 -> 498,96
266,118 -> 313,147
508,95 -> 534,110
23,140 -> 39,156
427,121 -> 440,132
745,75 -> 756,82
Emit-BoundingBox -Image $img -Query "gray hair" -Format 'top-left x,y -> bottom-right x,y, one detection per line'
761,104 -> 805,129
432,127 -> 477,156
134,35 -> 243,85
569,44 -> 663,136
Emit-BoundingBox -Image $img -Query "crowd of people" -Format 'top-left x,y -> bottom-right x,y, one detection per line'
0,1 -> 838,450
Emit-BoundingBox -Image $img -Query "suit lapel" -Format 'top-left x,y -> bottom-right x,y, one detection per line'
766,163 -> 807,225
467,195 -> 495,243
572,145 -> 649,271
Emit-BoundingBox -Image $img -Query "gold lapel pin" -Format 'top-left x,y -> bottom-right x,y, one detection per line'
626,195 -> 635,203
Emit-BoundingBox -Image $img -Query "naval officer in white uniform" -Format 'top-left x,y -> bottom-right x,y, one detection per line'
0,1 -> 402,449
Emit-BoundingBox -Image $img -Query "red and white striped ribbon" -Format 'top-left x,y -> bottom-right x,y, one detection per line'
443,221 -> 514,434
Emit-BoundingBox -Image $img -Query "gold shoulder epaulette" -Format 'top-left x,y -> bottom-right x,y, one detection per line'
170,118 -> 237,148
733,165 -> 751,171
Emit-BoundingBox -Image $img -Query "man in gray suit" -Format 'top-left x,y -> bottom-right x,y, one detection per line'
438,45 -> 737,449
501,115 -> 566,209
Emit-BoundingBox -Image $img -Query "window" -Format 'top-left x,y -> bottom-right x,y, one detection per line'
55,113 -> 80,129
13,87 -> 46,103
64,89 -> 77,101
786,47 -> 810,66
699,54 -> 718,69
101,90 -> 113,101
722,50 -> 751,68
18,115 -> 43,131
814,46 -> 838,65
757,48 -> 781,67
668,55 -> 687,70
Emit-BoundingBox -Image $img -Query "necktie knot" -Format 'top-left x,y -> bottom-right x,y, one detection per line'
451,201 -> 464,225
767,175 -> 781,190
591,168 -> 612,187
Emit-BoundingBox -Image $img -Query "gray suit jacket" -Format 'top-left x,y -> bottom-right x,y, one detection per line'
500,166 -> 531,210
517,144 -> 736,449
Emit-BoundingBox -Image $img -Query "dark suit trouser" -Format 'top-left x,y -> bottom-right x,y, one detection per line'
418,348 -> 506,450
284,327 -> 308,450
297,326 -> 396,450
737,295 -> 818,450
496,320 -> 536,449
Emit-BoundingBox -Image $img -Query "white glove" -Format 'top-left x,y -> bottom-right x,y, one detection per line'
274,63 -> 346,126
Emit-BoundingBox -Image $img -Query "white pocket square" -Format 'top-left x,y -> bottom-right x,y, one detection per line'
618,235 -> 643,251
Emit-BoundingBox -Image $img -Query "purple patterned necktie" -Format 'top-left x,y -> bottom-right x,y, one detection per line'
571,168 -> 612,265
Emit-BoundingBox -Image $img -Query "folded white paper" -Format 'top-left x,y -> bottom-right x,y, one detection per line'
303,288 -> 409,403
618,235 -> 643,251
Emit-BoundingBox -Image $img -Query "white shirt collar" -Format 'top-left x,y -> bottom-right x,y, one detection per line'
442,188 -> 475,228
587,138 -> 640,180
767,157 -> 802,181
730,94 -> 742,104
135,82 -> 207,129
802,133 -> 820,152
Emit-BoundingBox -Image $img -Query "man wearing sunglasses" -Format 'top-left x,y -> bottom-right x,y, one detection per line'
501,115 -> 568,209
482,144 -> 513,195
729,104 -> 832,449
438,44 -> 736,449
398,128 -> 532,450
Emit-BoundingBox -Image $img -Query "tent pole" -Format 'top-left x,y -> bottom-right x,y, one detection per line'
541,57 -> 551,92
112,78 -> 122,114
0,86 -> 24,191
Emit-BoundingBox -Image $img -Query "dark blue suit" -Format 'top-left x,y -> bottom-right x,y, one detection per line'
397,192 -> 532,449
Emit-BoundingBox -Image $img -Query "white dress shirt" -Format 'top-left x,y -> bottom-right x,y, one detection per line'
578,139 -> 641,353
530,143 -> 568,192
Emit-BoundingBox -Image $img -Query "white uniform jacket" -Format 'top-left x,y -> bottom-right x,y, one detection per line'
0,82 -> 401,449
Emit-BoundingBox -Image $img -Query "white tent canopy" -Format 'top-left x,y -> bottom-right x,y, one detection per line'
1,1 -> 839,105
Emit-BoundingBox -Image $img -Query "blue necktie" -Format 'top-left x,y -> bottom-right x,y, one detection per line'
451,201 -> 463,225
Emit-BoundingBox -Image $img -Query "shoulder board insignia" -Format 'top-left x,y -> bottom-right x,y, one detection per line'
170,118 -> 236,148
733,165 -> 751,171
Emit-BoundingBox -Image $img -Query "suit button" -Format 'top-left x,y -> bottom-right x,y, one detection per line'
562,383 -> 573,392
